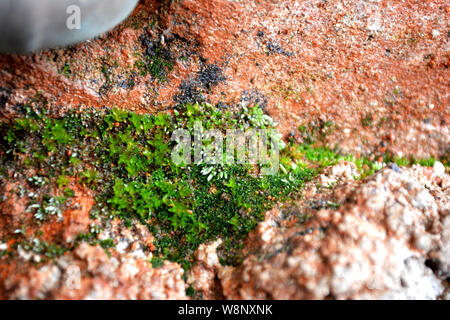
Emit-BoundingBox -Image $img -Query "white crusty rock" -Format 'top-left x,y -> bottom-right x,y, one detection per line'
219,163 -> 449,299
3,243 -> 187,300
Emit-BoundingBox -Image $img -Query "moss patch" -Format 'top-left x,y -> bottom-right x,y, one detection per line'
0,104 -> 312,269
0,103 -> 445,269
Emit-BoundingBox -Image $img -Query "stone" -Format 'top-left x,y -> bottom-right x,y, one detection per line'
216,164 -> 449,299
433,161 -> 446,177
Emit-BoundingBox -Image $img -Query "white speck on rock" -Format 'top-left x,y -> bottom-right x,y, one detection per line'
431,30 -> 439,38
433,161 -> 445,177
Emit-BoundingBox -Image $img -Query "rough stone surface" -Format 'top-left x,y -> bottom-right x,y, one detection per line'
1,242 -> 187,300
215,163 -> 449,299
1,162 -> 448,299
0,0 -> 448,158
0,0 -> 449,300
0,179 -> 187,299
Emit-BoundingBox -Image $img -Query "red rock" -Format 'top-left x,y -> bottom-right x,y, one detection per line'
0,0 -> 447,158
0,0 -> 449,300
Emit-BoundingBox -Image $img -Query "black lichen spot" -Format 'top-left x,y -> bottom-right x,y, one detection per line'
197,64 -> 226,90
266,42 -> 293,57
174,63 -> 226,106
366,34 -> 375,42
117,71 -> 137,90
215,101 -> 229,109
175,80 -> 204,106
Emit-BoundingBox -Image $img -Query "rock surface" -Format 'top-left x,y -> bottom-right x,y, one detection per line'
214,163 -> 449,299
2,242 -> 187,300
0,0 -> 448,158
1,162 -> 448,299
0,0 -> 449,300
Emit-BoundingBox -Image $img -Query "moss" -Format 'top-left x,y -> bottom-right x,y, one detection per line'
282,142 -> 377,179
0,104 -> 312,268
361,113 -> 373,127
186,285 -> 196,298
151,256 -> 165,269
0,103 -> 446,269
286,120 -> 445,179
58,63 -> 71,78
390,155 -> 449,168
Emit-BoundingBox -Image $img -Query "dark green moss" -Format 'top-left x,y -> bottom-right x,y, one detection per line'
186,285 -> 196,297
137,35 -> 174,82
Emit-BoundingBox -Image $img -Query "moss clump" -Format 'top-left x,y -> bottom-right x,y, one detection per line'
0,103 -> 313,269
1,103 -> 445,268
361,113 -> 374,127
58,63 -> 71,78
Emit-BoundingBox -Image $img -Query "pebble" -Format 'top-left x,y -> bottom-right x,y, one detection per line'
433,161 -> 445,177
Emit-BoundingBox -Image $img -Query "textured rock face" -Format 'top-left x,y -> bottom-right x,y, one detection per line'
0,0 -> 448,158
215,163 -> 449,299
2,243 -> 187,300
0,0 -> 449,300
0,179 -> 188,299
0,163 -> 448,299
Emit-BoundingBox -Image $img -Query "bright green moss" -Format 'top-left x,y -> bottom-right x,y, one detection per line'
58,63 -> 71,78
0,103 -> 446,268
0,104 -> 314,268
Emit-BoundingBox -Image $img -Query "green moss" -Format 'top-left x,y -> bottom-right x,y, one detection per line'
186,285 -> 196,298
58,63 -> 71,78
1,103 -> 446,269
361,113 -> 373,127
57,174 -> 70,188
390,155 -> 449,168
0,104 -> 313,268
134,45 -> 173,82
282,142 -> 377,179
151,256 -> 165,269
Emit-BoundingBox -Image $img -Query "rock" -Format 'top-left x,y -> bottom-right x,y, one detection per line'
61,185 -> 94,243
0,0 -> 448,158
318,161 -> 359,186
187,240 -> 222,299
0,0 -> 449,300
2,243 -> 187,300
217,164 -> 449,299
